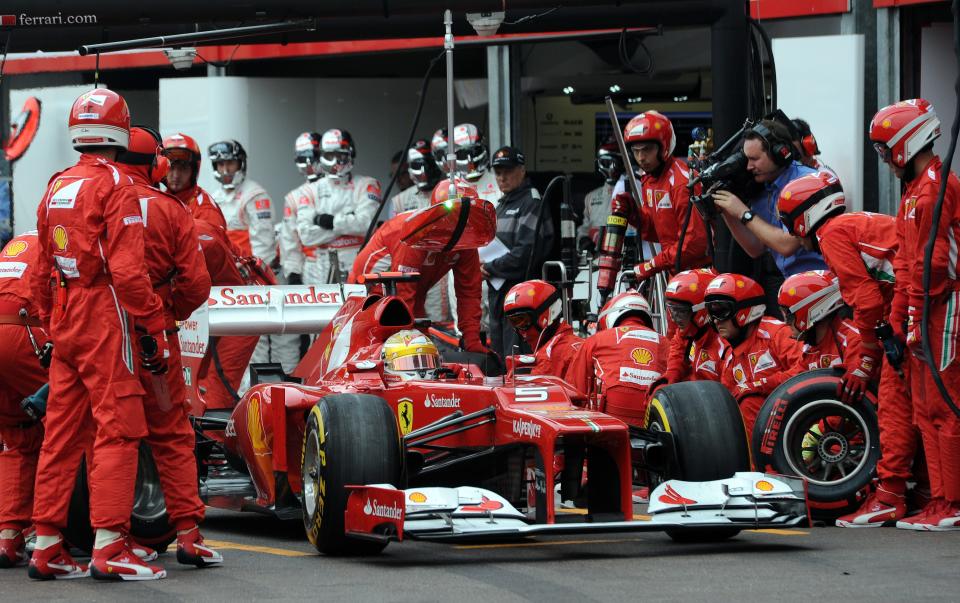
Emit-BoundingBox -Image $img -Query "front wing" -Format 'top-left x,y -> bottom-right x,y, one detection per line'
344,472 -> 808,544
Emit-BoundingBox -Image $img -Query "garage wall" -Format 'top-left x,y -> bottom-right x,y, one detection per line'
920,22 -> 960,174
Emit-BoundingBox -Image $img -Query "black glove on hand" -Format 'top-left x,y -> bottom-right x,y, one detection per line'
287,272 -> 303,285
38,342 -> 53,369
314,213 -> 335,230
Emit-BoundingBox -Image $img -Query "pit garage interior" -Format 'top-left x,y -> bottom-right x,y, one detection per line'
0,0 -> 957,270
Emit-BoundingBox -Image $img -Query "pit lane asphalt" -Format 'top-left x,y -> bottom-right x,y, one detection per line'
3,508 -> 956,602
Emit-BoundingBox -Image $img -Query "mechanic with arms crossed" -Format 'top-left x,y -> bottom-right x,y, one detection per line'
29,89 -> 169,581
116,127 -> 222,568
0,232 -> 48,568
777,171 -> 921,528
280,131 -> 324,287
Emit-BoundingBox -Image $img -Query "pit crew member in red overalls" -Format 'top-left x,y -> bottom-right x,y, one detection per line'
662,268 -> 723,384
503,279 -> 582,377
295,129 -> 381,285
777,171 -> 921,527
161,133 -> 226,230
349,180 -> 486,354
705,273 -> 803,433
0,232 -> 47,568
870,99 -> 960,531
29,89 -> 168,580
116,127 -> 222,566
609,111 -> 711,282
778,270 -> 861,371
565,292 -> 666,426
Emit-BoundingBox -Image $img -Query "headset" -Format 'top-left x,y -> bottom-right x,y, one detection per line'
136,125 -> 170,184
748,121 -> 795,168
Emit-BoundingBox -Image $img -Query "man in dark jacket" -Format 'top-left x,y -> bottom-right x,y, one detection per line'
481,146 -> 554,359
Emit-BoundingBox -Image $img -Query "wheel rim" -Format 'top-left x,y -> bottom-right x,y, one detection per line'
133,445 -> 167,521
782,399 -> 871,488
302,427 -> 321,518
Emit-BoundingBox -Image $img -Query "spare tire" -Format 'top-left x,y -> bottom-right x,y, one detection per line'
64,442 -> 176,553
645,381 -> 751,543
751,369 -> 879,519
301,393 -> 403,555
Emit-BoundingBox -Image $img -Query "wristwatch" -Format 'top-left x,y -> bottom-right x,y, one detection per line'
740,210 -> 755,225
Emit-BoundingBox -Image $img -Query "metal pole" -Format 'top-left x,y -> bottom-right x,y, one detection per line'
444,9 -> 457,197
603,96 -> 644,264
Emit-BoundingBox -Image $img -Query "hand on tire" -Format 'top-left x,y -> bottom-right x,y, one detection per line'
838,354 -> 877,404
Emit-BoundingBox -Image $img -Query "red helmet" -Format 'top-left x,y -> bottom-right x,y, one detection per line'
623,110 -> 675,160
664,268 -> 718,331
504,280 -> 562,345
704,273 -> 766,328
778,270 -> 843,334
68,88 -> 130,151
777,171 -> 846,237
162,132 -> 201,184
869,99 -> 941,169
116,126 -> 168,185
597,291 -> 652,331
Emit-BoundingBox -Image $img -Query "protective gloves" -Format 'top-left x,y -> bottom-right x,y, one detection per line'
838,352 -> 877,404
314,213 -> 335,230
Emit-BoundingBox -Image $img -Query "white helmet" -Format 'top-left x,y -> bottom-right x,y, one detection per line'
453,123 -> 488,180
597,291 -> 653,331
319,128 -> 355,180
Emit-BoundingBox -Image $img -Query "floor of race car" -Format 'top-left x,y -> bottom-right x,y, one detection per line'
2,503 -> 954,601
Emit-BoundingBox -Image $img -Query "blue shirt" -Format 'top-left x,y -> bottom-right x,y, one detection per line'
750,161 -> 827,276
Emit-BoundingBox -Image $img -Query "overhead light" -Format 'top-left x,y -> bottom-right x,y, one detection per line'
466,11 -> 505,37
562,86 -> 575,95
628,96 -> 643,103
609,84 -> 622,93
672,95 -> 689,102
164,47 -> 197,70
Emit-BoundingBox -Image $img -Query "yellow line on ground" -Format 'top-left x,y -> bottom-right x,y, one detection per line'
746,529 -> 809,536
455,537 -> 644,550
202,539 -> 313,557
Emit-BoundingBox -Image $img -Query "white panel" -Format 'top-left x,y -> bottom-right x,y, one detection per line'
920,22 -> 960,174
10,85 -> 91,234
774,35 -> 865,211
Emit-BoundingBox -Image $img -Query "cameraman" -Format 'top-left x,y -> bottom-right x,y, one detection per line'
711,119 -> 826,313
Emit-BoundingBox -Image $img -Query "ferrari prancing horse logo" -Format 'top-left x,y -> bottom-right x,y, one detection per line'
397,398 -> 414,435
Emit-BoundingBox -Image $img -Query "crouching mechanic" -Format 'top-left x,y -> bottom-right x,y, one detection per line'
565,292 -> 666,426
705,273 -> 803,432
777,171 -> 920,527
778,270 -> 861,371
115,127 -> 222,567
663,268 -> 724,384
503,280 -> 582,377
29,88 -> 169,580
348,180 -> 487,353
0,232 -> 48,567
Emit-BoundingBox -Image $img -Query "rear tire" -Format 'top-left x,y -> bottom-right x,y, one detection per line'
645,381 -> 749,543
752,369 -> 879,519
301,393 -> 403,555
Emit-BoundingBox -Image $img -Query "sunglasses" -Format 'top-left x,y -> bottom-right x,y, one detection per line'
705,299 -> 737,322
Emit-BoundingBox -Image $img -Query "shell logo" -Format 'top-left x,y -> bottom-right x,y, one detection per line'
53,225 -> 68,251
409,491 -> 428,503
654,122 -> 662,130
2,240 -> 27,257
882,118 -> 892,128
631,347 -> 653,365
788,287 -> 796,296
733,367 -> 745,383
526,288 -> 536,297
783,190 -> 792,200
755,480 -> 774,492
689,283 -> 698,292
736,279 -> 744,288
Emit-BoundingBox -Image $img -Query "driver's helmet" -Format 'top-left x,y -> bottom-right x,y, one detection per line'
382,330 -> 441,380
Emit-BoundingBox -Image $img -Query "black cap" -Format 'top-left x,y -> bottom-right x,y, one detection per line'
492,145 -> 525,167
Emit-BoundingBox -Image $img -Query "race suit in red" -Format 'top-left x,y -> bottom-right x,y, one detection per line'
816,211 -> 916,496
128,171 -> 211,530
663,326 -> 725,384
31,155 -> 165,534
565,317 -> 667,427
0,233 -> 47,532
174,184 -> 226,231
531,322 -> 583,379
718,317 -> 804,433
348,212 -> 484,352
797,314 -> 862,371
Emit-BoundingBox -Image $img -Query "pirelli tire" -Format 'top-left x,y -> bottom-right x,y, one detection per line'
645,381 -> 751,542
301,393 -> 403,555
64,442 -> 176,553
751,369 -> 880,520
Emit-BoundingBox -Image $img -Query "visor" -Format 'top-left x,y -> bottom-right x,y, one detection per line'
781,306 -> 797,326
390,354 -> 440,371
507,312 -> 535,331
163,148 -> 193,162
208,142 -> 238,161
666,301 -> 693,323
873,142 -> 892,163
705,299 -> 737,322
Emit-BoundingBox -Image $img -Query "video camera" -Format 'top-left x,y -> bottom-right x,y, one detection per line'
687,109 -> 798,221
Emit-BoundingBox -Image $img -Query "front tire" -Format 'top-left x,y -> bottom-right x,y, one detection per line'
301,394 -> 403,555
645,381 -> 749,543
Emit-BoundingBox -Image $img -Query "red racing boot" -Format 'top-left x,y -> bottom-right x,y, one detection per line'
28,540 -> 89,580
897,500 -> 960,531
0,530 -> 26,568
835,486 -> 906,528
91,538 -> 166,581
176,526 -> 223,567
127,537 -> 158,562
896,498 -> 943,530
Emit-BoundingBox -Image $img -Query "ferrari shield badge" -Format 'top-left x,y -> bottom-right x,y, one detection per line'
397,398 -> 414,436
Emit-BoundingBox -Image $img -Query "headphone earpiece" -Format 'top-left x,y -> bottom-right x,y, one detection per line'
801,134 -> 820,158
152,147 -> 170,184
750,123 -> 795,168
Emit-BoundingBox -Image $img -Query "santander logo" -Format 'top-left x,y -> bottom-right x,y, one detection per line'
363,498 -> 403,520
